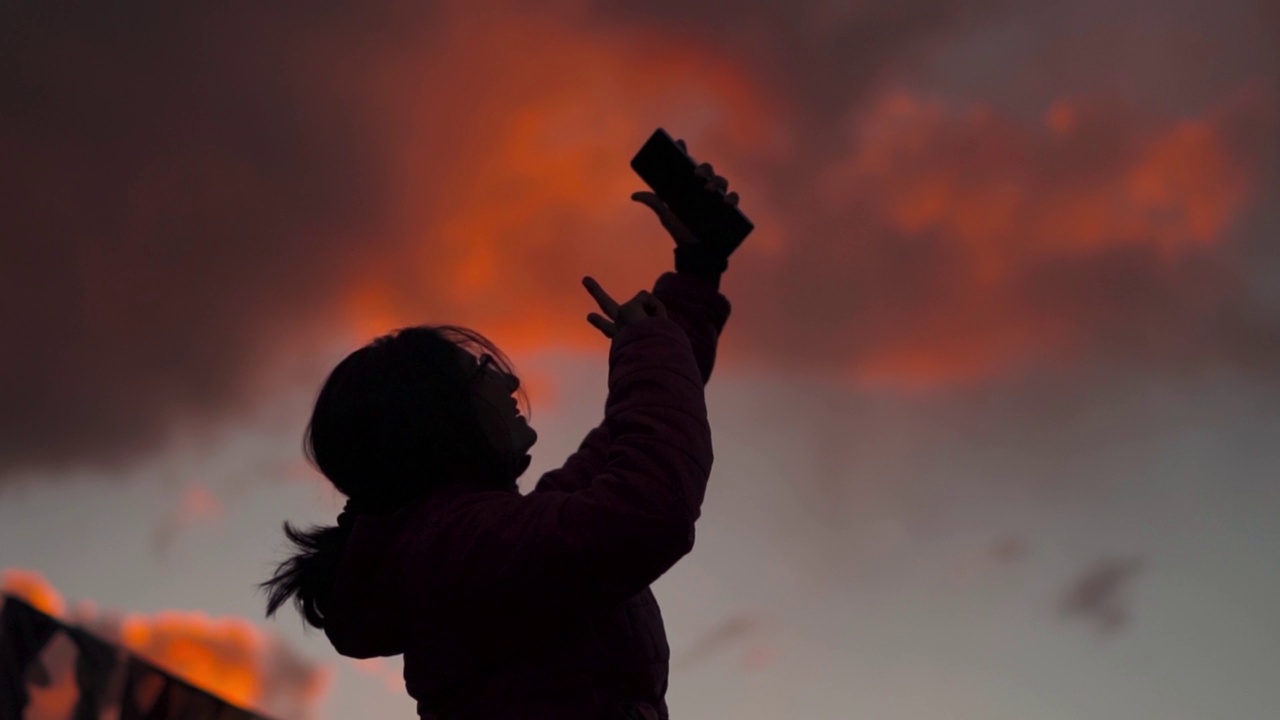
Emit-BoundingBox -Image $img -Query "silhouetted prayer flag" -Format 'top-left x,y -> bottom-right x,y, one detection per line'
1,594 -> 274,720
150,676 -> 195,720
191,690 -> 231,720
0,596 -> 61,717
68,625 -> 122,720
120,659 -> 168,720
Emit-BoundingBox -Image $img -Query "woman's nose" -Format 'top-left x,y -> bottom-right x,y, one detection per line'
505,374 -> 520,393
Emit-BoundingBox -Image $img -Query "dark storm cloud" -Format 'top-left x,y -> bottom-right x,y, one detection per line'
589,0 -> 995,130
0,2 -> 439,481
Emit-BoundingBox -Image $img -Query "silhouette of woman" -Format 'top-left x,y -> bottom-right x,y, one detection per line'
262,141 -> 740,720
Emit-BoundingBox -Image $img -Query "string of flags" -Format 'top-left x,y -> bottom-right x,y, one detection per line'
0,593 -> 275,720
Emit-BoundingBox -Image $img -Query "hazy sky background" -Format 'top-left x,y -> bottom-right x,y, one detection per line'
2,0 -> 1278,718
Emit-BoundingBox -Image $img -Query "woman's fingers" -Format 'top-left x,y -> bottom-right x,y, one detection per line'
725,190 -> 739,207
582,276 -> 620,319
587,312 -> 617,338
695,163 -> 731,195
631,191 -> 699,245
630,190 -> 662,211
584,277 -> 620,338
682,142 -> 733,197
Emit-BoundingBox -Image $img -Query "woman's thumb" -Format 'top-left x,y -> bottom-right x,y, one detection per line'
631,191 -> 662,210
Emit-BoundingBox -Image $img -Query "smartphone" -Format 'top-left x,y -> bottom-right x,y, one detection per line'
630,128 -> 753,256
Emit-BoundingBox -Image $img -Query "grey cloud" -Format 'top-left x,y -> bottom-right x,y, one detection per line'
1060,557 -> 1145,635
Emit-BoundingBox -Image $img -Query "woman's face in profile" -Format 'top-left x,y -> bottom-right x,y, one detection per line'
463,350 -> 538,459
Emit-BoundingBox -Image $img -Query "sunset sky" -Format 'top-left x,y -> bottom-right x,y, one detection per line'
2,0 -> 1278,718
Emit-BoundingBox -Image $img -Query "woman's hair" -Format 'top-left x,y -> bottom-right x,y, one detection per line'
260,324 -> 530,628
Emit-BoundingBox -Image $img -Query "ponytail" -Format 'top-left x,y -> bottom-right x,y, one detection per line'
260,519 -> 353,629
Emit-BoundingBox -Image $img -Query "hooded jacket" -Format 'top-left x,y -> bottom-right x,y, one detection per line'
321,270 -> 731,719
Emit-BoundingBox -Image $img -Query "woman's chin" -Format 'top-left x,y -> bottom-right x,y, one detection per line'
510,426 -> 537,456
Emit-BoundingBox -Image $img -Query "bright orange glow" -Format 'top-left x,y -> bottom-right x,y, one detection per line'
333,2 -> 782,408
1125,119 -> 1246,248
821,90 -> 1258,388
1,568 -> 66,617
320,4 -> 1260,394
4,573 -> 328,719
120,611 -> 264,708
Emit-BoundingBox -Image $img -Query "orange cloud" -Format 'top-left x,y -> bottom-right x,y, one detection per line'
119,611 -> 264,709
336,23 -> 1271,397
115,610 -> 332,718
2,568 -> 66,618
2,569 -> 331,720
837,91 -> 1251,260
333,2 -> 784,391
4,0 -> 1275,483
786,87 -> 1269,391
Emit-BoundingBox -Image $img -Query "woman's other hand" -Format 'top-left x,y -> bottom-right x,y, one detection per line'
582,276 -> 668,339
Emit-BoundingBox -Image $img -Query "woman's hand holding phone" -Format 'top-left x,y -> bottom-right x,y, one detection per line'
630,137 -> 740,251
